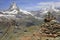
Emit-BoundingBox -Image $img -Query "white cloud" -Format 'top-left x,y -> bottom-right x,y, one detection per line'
38,2 -> 60,7
25,2 -> 60,11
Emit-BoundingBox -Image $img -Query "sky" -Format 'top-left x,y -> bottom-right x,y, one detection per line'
0,0 -> 60,11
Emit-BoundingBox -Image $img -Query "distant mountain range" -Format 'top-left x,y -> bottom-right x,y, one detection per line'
0,2 -> 43,26
0,2 -> 60,22
0,2 -> 60,19
30,6 -> 60,22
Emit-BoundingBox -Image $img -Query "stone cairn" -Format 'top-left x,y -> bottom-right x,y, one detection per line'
40,12 -> 60,37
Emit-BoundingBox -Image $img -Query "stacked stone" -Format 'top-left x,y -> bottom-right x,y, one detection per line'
40,12 -> 60,37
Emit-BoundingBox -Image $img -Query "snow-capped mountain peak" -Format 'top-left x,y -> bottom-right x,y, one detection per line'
1,2 -> 19,15
1,2 -> 33,16
9,2 -> 19,10
41,5 -> 60,15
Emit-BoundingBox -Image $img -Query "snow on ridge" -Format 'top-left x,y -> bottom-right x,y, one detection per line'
2,9 -> 18,14
0,15 -> 15,17
20,9 -> 33,16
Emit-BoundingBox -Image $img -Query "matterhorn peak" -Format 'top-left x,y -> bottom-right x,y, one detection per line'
1,2 -> 20,14
1,2 -> 33,16
9,2 -> 19,11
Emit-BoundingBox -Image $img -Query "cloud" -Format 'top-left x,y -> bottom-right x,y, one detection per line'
24,2 -> 60,11
38,2 -> 60,8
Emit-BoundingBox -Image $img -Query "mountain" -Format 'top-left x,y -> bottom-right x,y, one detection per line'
1,2 -> 32,15
31,5 -> 60,20
42,6 -> 60,15
0,2 -> 34,20
0,2 -> 45,20
0,2 -> 60,26
0,2 -> 60,20
0,2 -> 43,27
42,6 -> 60,22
